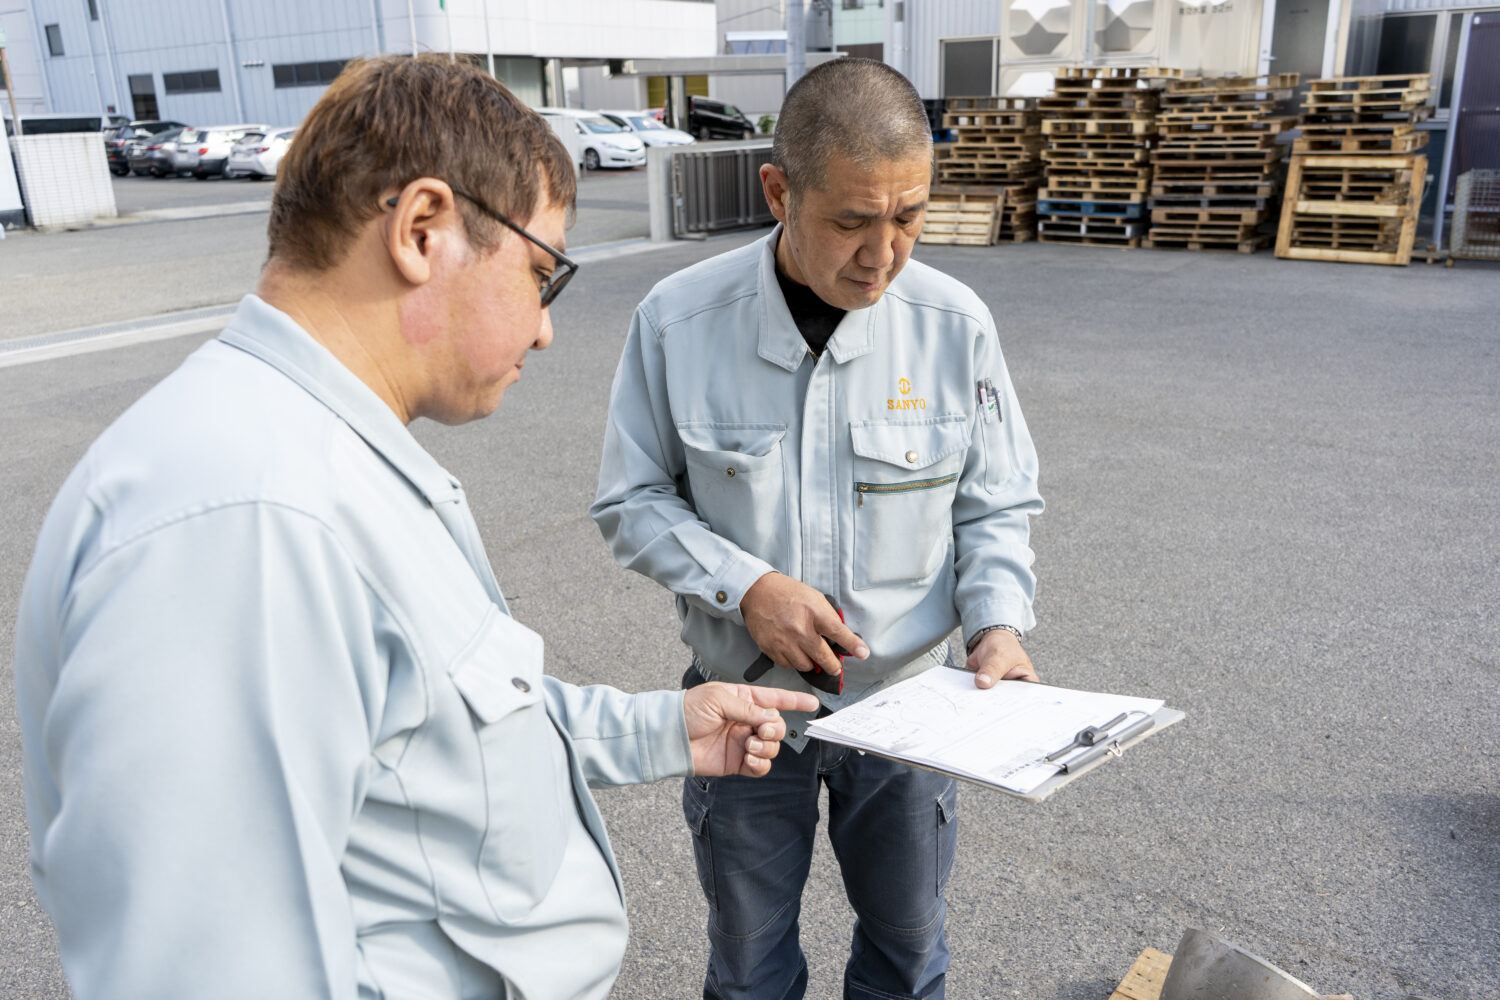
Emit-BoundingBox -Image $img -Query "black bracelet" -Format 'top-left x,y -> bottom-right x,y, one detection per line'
966,624 -> 1022,654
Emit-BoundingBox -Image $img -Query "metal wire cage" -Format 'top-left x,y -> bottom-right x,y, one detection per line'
1450,169 -> 1500,262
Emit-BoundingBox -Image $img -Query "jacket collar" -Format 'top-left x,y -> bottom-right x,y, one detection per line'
217,294 -> 465,509
756,224 -> 878,372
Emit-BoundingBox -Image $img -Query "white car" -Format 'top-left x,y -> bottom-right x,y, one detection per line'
226,128 -> 296,179
176,124 -> 269,178
536,108 -> 646,170
598,110 -> 695,148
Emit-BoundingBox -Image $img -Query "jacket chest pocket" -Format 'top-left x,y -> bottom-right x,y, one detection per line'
679,423 -> 789,571
850,416 -> 968,590
447,606 -> 572,923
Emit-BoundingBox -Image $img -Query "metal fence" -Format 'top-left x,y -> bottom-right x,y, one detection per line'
671,143 -> 776,237
1450,168 -> 1500,261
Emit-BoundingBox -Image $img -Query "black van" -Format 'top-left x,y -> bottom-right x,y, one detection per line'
688,98 -> 756,141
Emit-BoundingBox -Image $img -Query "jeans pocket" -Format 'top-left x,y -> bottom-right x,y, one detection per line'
683,775 -> 718,911
936,780 -> 958,896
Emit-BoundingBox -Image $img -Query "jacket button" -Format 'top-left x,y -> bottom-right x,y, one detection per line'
789,729 -> 798,739
726,467 -> 736,477
715,590 -> 728,603
905,450 -> 918,464
511,677 -> 530,693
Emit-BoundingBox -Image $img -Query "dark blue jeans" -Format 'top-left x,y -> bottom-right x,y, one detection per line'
682,667 -> 958,1000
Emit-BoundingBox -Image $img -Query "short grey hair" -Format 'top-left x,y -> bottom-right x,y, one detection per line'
772,57 -> 932,198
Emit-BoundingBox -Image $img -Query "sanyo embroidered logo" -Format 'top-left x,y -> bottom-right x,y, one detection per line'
888,377 -> 927,410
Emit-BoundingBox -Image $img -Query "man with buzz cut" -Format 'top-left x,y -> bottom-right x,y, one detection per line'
592,58 -> 1045,1000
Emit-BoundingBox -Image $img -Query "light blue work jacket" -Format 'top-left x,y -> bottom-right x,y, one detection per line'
593,227 -> 1043,746
15,295 -> 694,999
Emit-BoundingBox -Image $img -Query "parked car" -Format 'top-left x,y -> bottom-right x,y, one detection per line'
225,127 -> 296,179
598,110 -> 695,148
125,126 -> 184,176
104,120 -> 185,175
180,124 -> 269,179
687,97 -> 756,141
536,108 -> 645,170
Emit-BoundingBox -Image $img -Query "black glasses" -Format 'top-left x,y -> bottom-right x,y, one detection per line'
384,187 -> 577,307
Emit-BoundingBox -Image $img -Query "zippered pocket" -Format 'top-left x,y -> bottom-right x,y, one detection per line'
855,473 -> 959,507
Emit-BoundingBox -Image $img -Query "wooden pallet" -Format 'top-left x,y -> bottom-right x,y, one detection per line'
1291,132 -> 1428,155
1150,206 -> 1265,224
1143,232 -> 1271,253
1043,118 -> 1155,136
945,95 -> 1033,112
1108,948 -> 1174,1000
1039,217 -> 1144,239
1166,72 -> 1300,93
1275,153 -> 1426,265
918,190 -> 1006,246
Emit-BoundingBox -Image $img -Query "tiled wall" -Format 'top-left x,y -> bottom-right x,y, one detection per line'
10,134 -> 117,229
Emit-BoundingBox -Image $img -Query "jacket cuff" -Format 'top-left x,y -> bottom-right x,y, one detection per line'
634,689 -> 694,782
959,598 -> 1034,648
705,551 -> 776,626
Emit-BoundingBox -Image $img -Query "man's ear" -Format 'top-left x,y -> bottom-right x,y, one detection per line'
760,163 -> 793,226
385,179 -> 461,286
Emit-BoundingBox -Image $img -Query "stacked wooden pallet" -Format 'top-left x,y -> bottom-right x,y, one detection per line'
932,96 -> 1043,241
1143,73 -> 1298,253
1036,67 -> 1175,248
1276,74 -> 1430,266
916,189 -> 1006,247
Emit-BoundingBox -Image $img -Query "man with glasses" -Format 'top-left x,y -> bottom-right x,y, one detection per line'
15,54 -> 815,1000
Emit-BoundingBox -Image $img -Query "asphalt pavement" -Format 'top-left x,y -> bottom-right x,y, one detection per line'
0,167 -> 653,340
1,205 -> 1497,1000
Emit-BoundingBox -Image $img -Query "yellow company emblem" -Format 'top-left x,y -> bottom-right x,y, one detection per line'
888,377 -> 927,410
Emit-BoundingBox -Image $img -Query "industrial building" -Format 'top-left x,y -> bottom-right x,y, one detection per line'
0,0 -> 716,124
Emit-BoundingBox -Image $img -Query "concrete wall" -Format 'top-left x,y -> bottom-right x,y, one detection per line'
708,73 -> 785,124
577,68 -> 648,112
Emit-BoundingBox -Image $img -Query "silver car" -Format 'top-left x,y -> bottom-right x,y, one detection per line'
171,124 -> 269,179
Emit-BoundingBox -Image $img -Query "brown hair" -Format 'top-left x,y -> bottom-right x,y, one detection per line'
772,57 -> 931,200
267,54 -> 575,271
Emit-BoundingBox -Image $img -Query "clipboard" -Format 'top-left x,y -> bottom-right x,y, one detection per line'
803,669 -> 1185,804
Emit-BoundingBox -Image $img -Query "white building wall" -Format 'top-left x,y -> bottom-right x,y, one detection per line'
412,0 -> 715,60
20,0 -> 714,124
0,10 -> 51,114
886,0 -> 998,98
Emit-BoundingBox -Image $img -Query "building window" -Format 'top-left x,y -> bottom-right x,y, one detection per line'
162,69 -> 222,94
45,24 -> 64,56
272,60 -> 347,89
1374,14 -> 1437,76
87,0 -> 99,20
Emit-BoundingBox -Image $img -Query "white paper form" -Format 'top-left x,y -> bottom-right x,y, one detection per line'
804,668 -> 1165,796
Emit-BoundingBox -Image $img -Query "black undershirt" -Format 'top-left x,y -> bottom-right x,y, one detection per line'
775,263 -> 846,359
